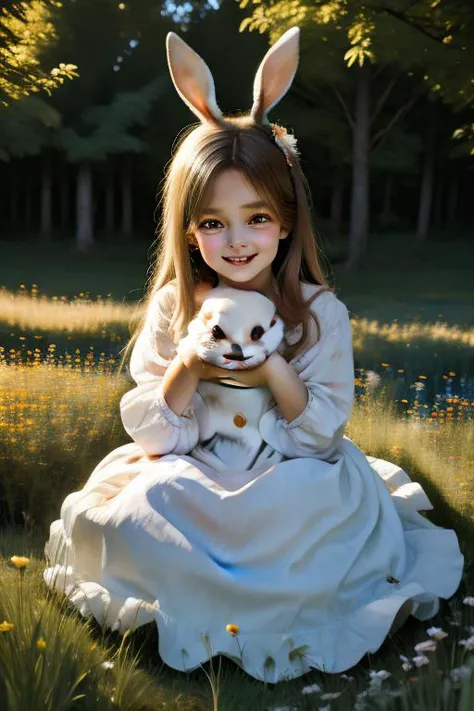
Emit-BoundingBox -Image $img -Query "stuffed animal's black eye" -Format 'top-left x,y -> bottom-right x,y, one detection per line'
250,325 -> 264,341
211,325 -> 226,340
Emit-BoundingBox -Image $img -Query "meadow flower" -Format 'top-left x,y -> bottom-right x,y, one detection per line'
369,670 -> 391,682
426,626 -> 448,640
101,661 -> 115,670
365,370 -> 381,390
0,621 -> 15,632
321,691 -> 342,700
399,654 -> 412,671
36,637 -> 47,649
301,683 -> 321,694
10,555 -> 30,569
414,639 -> 437,653
225,623 -> 240,637
354,690 -> 369,710
450,666 -> 472,681
462,596 -> 474,607
412,654 -> 430,667
340,673 -> 355,681
458,635 -> 474,651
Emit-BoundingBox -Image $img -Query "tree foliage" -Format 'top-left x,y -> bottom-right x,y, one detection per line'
0,0 -> 77,105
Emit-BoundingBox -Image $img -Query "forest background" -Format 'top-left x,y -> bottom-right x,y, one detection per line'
0,2 -> 474,710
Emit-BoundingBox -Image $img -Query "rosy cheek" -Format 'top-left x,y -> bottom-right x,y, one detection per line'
197,234 -> 221,258
256,228 -> 280,247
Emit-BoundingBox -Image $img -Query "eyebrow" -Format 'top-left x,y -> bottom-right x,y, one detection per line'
201,201 -> 270,214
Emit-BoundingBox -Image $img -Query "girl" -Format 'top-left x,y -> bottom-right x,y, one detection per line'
44,27 -> 463,682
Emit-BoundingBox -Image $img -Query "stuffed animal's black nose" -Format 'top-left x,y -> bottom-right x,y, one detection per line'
224,344 -> 246,361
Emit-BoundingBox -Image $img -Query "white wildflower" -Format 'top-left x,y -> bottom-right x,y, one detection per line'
458,635 -> 474,651
462,596 -> 474,607
369,669 -> 391,681
413,382 -> 425,391
321,692 -> 341,700
412,654 -> 430,667
365,370 -> 381,390
340,673 -> 355,681
354,690 -> 368,710
301,683 -> 321,694
414,639 -> 437,653
450,666 -> 472,681
400,654 -> 412,671
426,626 -> 448,640
101,661 -> 114,670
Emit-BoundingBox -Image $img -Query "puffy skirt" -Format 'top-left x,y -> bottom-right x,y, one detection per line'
43,436 -> 463,682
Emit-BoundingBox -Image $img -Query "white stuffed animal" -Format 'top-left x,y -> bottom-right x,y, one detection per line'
177,286 -> 284,370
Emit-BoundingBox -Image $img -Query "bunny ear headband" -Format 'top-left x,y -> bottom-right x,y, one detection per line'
165,27 -> 300,167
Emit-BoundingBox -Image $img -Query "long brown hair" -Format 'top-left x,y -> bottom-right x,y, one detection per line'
118,115 -> 334,374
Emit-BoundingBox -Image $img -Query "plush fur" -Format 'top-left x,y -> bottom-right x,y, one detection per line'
177,286 -> 284,370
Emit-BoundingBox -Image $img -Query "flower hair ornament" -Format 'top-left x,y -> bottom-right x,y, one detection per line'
270,123 -> 298,167
166,26 -> 300,167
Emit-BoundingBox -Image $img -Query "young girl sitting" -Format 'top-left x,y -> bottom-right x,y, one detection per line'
43,27 -> 463,682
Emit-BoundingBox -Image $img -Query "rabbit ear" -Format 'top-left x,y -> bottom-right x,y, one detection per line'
166,32 -> 223,124
250,27 -> 300,125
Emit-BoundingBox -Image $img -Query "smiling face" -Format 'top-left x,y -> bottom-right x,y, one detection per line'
190,169 -> 289,295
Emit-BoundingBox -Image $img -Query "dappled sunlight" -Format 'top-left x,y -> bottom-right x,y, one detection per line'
0,286 -> 140,334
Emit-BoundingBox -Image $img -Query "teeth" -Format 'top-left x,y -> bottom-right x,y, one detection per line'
227,257 -> 252,262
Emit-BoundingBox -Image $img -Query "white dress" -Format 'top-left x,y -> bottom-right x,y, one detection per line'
43,281 -> 463,682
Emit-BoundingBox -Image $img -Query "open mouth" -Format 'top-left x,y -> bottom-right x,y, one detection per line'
222,255 -> 256,266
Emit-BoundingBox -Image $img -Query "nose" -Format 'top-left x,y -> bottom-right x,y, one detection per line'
227,227 -> 248,248
224,343 -> 246,361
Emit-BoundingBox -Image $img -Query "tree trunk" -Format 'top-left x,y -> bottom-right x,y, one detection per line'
446,163 -> 459,227
416,111 -> 437,244
9,177 -> 19,230
105,173 -> 115,234
121,158 -> 132,238
380,172 -> 393,229
40,155 -> 52,241
433,168 -> 444,230
24,175 -> 33,231
330,165 -> 344,237
347,62 -> 371,270
75,162 -> 94,251
59,168 -> 70,232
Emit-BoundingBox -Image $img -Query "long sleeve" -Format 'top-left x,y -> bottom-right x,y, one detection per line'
120,284 -> 201,456
259,292 -> 354,459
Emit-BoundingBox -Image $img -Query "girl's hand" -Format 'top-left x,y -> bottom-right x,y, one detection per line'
216,352 -> 282,387
179,348 -> 229,382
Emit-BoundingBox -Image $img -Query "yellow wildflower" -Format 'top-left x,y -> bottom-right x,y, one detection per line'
36,637 -> 47,649
10,556 -> 30,569
0,621 -> 15,632
226,624 -> 240,637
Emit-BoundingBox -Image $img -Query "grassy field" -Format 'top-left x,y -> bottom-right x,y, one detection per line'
0,234 -> 473,710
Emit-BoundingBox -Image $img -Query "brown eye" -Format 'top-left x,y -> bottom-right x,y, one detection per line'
250,325 -> 264,341
211,325 -> 226,340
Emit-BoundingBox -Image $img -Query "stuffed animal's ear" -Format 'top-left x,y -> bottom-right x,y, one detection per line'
250,27 -> 300,125
166,32 -> 223,124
